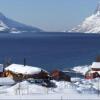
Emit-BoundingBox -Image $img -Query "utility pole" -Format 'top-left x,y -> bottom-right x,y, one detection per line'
24,58 -> 26,66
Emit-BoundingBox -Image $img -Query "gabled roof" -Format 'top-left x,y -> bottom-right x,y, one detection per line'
91,62 -> 100,69
5,64 -> 42,75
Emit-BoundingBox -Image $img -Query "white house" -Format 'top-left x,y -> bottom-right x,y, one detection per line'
91,62 -> 100,71
85,62 -> 100,79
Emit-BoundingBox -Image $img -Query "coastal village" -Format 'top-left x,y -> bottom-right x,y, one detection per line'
0,1 -> 100,99
0,58 -> 71,87
0,57 -> 100,83
0,57 -> 100,99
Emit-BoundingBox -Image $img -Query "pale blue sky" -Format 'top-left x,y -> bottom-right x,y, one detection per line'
0,0 -> 99,31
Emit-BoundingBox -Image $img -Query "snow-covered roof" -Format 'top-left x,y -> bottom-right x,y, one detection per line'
91,62 -> 100,69
5,64 -> 42,75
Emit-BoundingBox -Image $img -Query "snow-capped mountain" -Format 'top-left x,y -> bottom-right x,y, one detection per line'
0,12 -> 42,33
69,3 -> 100,33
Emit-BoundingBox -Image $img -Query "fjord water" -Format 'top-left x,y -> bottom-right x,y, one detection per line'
0,32 -> 100,71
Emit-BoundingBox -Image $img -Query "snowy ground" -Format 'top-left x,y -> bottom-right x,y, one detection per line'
0,79 -> 100,100
72,65 -> 91,75
0,65 -> 100,99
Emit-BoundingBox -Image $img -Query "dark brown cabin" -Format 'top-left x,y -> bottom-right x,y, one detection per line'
50,69 -> 71,82
4,70 -> 50,82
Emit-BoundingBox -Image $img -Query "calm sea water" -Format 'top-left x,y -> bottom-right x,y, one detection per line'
0,32 -> 100,71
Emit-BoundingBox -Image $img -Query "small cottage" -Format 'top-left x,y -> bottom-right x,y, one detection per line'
85,62 -> 100,79
50,69 -> 71,82
4,64 -> 50,81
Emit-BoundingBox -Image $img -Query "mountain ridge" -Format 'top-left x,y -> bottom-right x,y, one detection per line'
0,12 -> 42,33
69,3 -> 100,33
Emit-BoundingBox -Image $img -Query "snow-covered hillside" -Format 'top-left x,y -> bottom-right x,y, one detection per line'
69,3 -> 100,33
0,12 -> 42,33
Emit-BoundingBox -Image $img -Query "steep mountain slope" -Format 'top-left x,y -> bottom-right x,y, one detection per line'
69,3 -> 100,33
0,12 -> 42,33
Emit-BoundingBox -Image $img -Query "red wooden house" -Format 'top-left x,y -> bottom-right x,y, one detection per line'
50,69 -> 71,82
